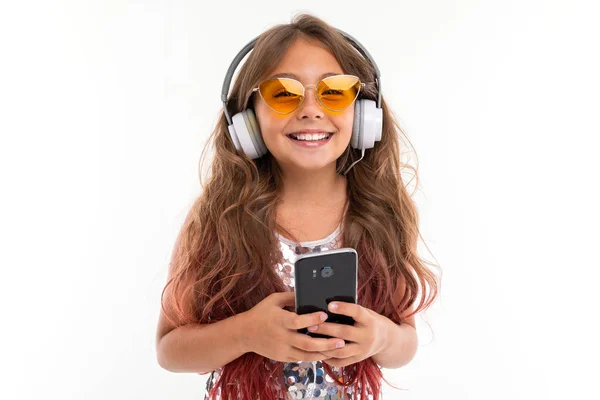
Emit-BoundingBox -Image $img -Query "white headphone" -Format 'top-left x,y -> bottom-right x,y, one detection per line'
221,29 -> 383,168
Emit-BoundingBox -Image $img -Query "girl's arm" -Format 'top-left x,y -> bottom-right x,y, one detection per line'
372,274 -> 419,369
156,311 -> 250,374
371,316 -> 418,369
156,291 -> 344,373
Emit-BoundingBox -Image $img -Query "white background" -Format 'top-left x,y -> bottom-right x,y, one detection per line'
1,1 -> 599,399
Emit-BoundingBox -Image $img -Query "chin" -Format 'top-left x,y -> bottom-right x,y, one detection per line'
288,157 -> 338,172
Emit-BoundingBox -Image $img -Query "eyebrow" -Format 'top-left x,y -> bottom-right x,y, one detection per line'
267,72 -> 341,81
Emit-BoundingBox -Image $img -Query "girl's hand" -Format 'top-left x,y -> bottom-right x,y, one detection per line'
309,302 -> 392,367
241,292 -> 346,363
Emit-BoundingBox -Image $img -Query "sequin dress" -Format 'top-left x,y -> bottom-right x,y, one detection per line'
204,225 -> 359,400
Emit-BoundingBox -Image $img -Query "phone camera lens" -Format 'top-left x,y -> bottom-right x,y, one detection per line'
321,266 -> 334,278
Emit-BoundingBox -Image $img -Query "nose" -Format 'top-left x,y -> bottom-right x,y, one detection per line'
296,85 -> 324,120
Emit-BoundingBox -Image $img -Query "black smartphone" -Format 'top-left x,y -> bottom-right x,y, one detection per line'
294,248 -> 358,338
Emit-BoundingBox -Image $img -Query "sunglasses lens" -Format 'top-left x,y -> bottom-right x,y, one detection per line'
259,78 -> 304,114
317,75 -> 361,112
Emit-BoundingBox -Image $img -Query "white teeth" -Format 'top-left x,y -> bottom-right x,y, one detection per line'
290,133 -> 331,141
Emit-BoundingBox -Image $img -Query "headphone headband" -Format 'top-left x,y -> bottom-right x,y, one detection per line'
221,29 -> 382,126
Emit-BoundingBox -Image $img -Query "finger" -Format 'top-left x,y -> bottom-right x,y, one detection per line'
268,291 -> 296,308
282,310 -> 329,330
323,355 -> 361,368
328,302 -> 370,324
288,348 -> 332,363
290,333 -> 345,353
307,322 -> 361,342
318,343 -> 360,359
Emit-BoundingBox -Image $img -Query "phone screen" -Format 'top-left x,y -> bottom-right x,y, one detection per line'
294,248 -> 358,338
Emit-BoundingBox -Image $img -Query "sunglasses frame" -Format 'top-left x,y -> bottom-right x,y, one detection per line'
252,74 -> 367,115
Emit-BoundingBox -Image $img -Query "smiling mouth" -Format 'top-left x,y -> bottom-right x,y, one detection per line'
287,132 -> 333,142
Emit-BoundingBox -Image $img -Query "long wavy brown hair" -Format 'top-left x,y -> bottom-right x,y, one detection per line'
161,13 -> 441,400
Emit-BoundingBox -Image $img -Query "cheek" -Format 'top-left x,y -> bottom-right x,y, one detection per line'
334,112 -> 355,142
254,104 -> 287,146
254,104 -> 272,134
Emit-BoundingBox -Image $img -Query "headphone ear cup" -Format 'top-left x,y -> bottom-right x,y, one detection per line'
227,114 -> 243,152
229,109 -> 267,159
359,99 -> 383,149
242,108 -> 268,158
351,99 -> 363,149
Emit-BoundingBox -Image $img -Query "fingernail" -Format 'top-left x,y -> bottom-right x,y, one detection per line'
329,303 -> 338,311
336,341 -> 345,348
320,313 -> 328,321
308,325 -> 318,332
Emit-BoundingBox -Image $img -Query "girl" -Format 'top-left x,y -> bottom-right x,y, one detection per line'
156,13 -> 440,400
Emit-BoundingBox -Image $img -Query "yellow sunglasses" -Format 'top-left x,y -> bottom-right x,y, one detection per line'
252,74 -> 365,114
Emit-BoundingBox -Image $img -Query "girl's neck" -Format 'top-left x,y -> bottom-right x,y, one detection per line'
278,164 -> 347,209
276,163 -> 348,243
